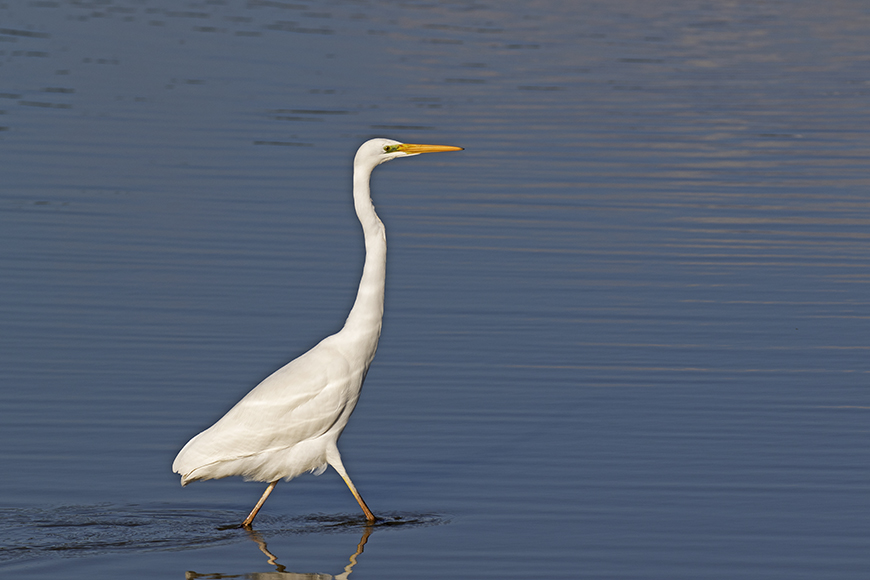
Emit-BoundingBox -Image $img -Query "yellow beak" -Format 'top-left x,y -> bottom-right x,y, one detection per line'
397,143 -> 464,154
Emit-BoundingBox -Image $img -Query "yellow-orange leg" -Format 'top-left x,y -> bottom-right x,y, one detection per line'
338,472 -> 376,522
242,480 -> 279,528
329,454 -> 376,522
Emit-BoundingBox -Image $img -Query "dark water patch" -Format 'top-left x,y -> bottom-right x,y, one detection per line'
247,511 -> 449,535
0,28 -> 51,39
17,100 -> 71,109
264,21 -> 333,35
0,505 -> 237,563
0,505 -> 448,565
517,85 -> 563,91
279,110 -> 351,116
444,78 -> 485,84
248,1 -> 307,10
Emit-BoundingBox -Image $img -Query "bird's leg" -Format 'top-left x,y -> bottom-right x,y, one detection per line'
242,480 -> 279,528
328,455 -> 376,522
337,471 -> 376,522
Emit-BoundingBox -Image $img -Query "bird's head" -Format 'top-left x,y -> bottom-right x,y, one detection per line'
354,138 -> 463,170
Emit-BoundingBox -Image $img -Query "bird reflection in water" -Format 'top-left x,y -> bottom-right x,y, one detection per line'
185,524 -> 373,580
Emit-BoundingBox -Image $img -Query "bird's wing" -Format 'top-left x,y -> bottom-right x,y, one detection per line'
172,337 -> 363,481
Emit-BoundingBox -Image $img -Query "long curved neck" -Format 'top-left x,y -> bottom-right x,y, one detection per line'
340,163 -> 386,358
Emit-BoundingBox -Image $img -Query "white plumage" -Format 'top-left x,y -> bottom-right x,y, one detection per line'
172,138 -> 462,526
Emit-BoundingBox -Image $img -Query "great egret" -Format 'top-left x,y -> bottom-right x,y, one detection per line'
172,138 -> 462,527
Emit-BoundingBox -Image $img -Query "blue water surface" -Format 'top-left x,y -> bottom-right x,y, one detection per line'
1,1 -> 869,578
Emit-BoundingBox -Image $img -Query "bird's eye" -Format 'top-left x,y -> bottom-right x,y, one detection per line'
383,144 -> 400,153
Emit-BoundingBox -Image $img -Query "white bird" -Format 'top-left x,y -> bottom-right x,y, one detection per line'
173,138 -> 462,527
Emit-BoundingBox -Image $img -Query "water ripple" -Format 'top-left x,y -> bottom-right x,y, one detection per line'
0,505 -> 447,564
